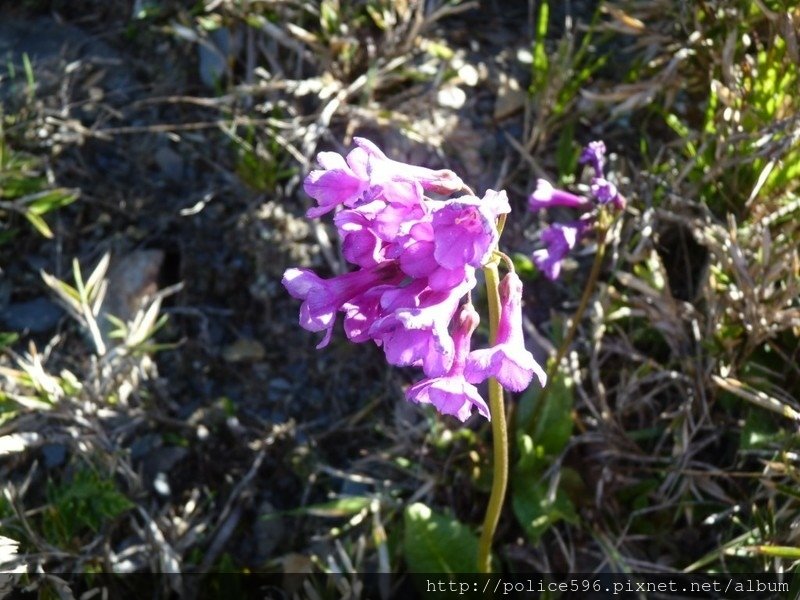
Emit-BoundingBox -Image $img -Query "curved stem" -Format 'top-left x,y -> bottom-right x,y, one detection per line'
530,222 -> 609,425
477,260 -> 507,573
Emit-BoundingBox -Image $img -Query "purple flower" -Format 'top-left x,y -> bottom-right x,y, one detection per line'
303,147 -> 371,218
334,209 -> 385,268
406,303 -> 490,422
481,189 -> 512,219
465,272 -> 546,391
579,140 -> 607,176
304,137 -> 455,218
335,199 -> 424,267
389,222 -> 475,291
431,198 -> 499,270
528,179 -> 589,212
282,263 -> 403,348
394,222 -> 437,278
370,277 -> 474,377
532,222 -> 584,281
353,137 -> 465,195
590,177 -> 625,209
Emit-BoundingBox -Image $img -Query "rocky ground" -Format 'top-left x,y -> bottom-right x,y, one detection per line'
2,1 -> 799,598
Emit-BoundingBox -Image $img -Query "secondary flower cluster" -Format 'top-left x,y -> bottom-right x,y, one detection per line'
283,138 -> 546,422
529,141 -> 624,280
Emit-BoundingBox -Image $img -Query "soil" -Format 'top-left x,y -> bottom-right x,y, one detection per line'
0,0 -> 570,585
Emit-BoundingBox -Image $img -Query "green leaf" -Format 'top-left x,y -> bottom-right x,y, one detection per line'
261,496 -> 372,520
26,189 -> 78,215
23,210 -> 52,238
555,121 -> 577,179
511,253 -> 536,279
303,496 -> 372,518
0,332 -> 18,349
516,370 -> 574,457
511,477 -> 578,545
749,546 -> 800,559
403,502 -> 480,573
513,368 -> 578,544
740,409 -> 780,449
530,0 -> 550,92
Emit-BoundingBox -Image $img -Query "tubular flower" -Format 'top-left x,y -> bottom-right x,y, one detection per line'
579,140 -> 606,176
532,222 -> 582,281
431,199 -> 499,270
284,137 -> 547,421
465,272 -> 546,391
406,303 -> 490,422
528,179 -> 589,212
352,137 -> 465,195
303,147 -> 370,217
282,263 -> 404,348
303,137 -> 464,218
529,140 -> 624,280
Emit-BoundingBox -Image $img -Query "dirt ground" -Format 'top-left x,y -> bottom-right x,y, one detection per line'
0,0 -> 587,590
5,1 -> 797,598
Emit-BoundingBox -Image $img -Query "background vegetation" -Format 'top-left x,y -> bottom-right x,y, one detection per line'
1,0 -> 799,597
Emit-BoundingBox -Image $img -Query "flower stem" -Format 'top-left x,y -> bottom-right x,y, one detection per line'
478,259 -> 507,573
531,221 -> 609,425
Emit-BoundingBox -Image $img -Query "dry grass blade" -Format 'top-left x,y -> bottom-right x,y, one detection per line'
2,344 -> 64,403
41,254 -> 110,356
712,375 -> 800,422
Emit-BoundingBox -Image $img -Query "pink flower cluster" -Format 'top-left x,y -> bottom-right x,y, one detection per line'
529,141 -> 624,280
283,138 -> 546,422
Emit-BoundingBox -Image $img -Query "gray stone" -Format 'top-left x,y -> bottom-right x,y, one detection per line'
0,297 -> 63,333
41,443 -> 67,468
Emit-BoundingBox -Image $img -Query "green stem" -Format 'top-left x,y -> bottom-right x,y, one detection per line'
477,260 -> 507,573
531,222 -> 609,425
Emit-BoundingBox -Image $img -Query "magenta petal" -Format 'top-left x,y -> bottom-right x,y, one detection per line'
482,189 -> 511,218
427,265 -> 471,291
465,345 -> 545,391
590,177 -> 622,207
528,179 -> 589,211
431,201 -> 497,269
383,327 -> 454,376
345,146 -> 371,180
464,272 -> 546,391
405,303 -> 490,421
399,239 -> 438,277
304,169 -> 366,216
335,209 -> 385,267
533,247 -> 565,281
370,280 -> 473,377
579,140 -> 606,177
316,151 -> 348,170
406,376 -> 489,422
283,264 -> 403,346
532,223 -> 582,281
353,137 -> 465,195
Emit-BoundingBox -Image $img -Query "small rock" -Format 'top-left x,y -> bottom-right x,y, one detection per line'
493,72 -> 527,121
41,444 -> 67,468
0,297 -> 63,333
458,63 -> 480,86
437,85 -> 467,109
98,249 -> 164,346
153,472 -> 171,497
142,446 -> 188,495
154,146 -> 184,182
